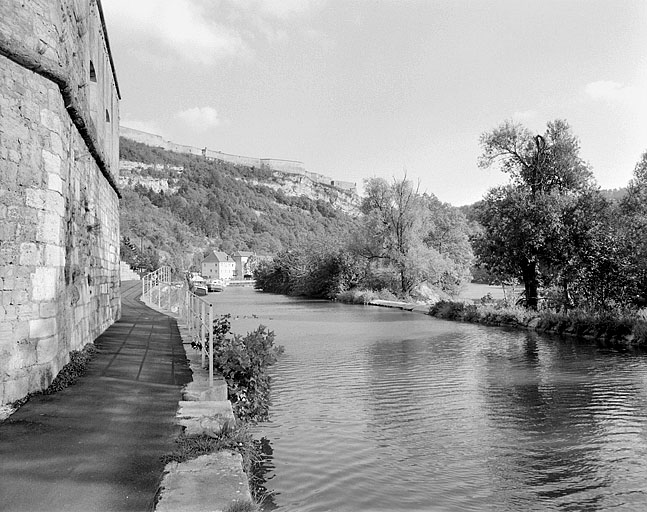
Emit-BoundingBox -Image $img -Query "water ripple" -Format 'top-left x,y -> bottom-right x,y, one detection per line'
219,289 -> 647,511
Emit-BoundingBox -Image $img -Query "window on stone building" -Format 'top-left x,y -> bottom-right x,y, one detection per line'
90,61 -> 97,82
105,109 -> 110,123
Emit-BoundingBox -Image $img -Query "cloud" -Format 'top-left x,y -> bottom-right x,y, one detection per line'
177,107 -> 223,130
584,80 -> 642,104
103,0 -> 247,64
256,0 -> 325,19
103,0 -> 330,66
120,116 -> 164,136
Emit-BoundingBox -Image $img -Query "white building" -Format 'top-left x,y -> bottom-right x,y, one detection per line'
232,251 -> 254,278
201,252 -> 236,280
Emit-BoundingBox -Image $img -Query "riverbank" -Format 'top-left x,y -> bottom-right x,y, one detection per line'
335,292 -> 647,349
428,300 -> 647,348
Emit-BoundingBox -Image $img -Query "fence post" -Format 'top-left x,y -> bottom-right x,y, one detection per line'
208,303 -> 214,387
200,299 -> 205,369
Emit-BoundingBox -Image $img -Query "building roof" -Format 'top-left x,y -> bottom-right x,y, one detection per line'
203,251 -> 233,263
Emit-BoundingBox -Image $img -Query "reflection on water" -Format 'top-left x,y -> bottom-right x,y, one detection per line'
212,288 -> 647,512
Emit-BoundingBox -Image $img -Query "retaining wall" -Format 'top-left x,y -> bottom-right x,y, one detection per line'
0,0 -> 121,405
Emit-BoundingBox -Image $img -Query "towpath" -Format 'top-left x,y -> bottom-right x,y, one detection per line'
0,280 -> 191,511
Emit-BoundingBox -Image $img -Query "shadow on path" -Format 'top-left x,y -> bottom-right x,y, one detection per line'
0,281 -> 192,512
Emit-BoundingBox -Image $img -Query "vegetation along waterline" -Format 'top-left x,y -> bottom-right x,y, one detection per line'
252,119 -> 647,349
428,301 -> 647,348
167,313 -> 284,508
120,118 -> 647,347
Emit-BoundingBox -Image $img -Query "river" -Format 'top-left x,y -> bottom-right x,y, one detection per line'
210,287 -> 647,512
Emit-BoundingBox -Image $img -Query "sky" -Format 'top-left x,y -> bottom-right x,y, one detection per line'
102,0 -> 647,206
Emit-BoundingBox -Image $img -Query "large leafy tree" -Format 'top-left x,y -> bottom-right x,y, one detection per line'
618,151 -> 647,306
359,176 -> 426,293
475,119 -> 597,309
358,176 -> 473,295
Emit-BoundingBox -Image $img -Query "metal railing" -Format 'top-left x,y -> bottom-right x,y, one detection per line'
140,266 -> 215,386
141,266 -> 172,310
185,291 -> 215,386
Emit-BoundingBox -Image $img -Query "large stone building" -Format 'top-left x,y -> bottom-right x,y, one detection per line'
201,252 -> 236,281
0,1 -> 121,405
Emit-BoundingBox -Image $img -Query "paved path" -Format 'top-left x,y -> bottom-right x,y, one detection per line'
0,281 -> 192,512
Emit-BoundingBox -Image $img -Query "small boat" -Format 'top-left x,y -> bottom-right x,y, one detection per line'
193,283 -> 208,296
188,275 -> 208,296
207,279 -> 226,293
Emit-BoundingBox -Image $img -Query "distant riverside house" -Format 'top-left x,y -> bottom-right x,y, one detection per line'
232,251 -> 254,278
202,252 -> 236,280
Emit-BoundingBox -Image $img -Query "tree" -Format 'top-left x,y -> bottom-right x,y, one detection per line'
618,150 -> 647,306
358,176 -> 473,295
359,176 -> 428,293
475,119 -> 596,309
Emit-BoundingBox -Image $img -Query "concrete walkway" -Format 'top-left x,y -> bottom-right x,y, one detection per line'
0,281 -> 192,512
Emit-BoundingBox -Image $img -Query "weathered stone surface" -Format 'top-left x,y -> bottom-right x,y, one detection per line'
0,1 -> 121,405
177,400 -> 235,436
156,452 -> 252,512
183,379 -> 228,402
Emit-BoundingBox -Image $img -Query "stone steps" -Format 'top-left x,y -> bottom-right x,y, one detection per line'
119,261 -> 140,280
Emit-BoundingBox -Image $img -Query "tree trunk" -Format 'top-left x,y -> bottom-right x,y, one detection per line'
521,259 -> 539,310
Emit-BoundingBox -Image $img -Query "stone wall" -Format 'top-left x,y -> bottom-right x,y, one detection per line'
0,0 -> 121,405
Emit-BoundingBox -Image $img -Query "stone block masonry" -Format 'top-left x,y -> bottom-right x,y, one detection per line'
0,1 -> 121,405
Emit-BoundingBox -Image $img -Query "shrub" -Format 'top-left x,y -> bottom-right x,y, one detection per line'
43,344 -> 97,394
207,315 -> 284,422
429,300 -> 466,320
633,320 -> 647,346
335,288 -> 400,304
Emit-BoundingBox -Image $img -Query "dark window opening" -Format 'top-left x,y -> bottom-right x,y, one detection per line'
105,109 -> 110,123
89,61 -> 97,82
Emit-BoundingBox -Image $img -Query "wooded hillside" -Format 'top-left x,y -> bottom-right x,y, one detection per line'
119,137 -> 361,272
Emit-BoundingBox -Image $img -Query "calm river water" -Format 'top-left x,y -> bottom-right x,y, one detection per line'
211,287 -> 647,512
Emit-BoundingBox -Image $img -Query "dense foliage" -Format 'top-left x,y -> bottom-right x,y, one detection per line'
121,128 -> 645,318
255,177 -> 475,299
119,137 -> 360,272
473,120 -> 646,312
254,242 -> 363,298
201,315 -> 285,423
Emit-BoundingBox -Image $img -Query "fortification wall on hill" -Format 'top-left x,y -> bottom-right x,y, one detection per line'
120,126 -> 357,193
0,0 -> 121,405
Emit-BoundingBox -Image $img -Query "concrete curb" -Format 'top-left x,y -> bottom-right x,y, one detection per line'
143,299 -> 253,511
156,452 -> 252,512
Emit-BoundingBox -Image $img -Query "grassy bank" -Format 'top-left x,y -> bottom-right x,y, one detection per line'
429,300 -> 647,347
335,288 -> 401,304
334,286 -> 647,348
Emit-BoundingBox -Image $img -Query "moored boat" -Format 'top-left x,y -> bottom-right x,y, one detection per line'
207,278 -> 226,292
193,283 -> 208,296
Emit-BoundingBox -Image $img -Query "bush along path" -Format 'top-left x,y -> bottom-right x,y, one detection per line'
155,314 -> 283,512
